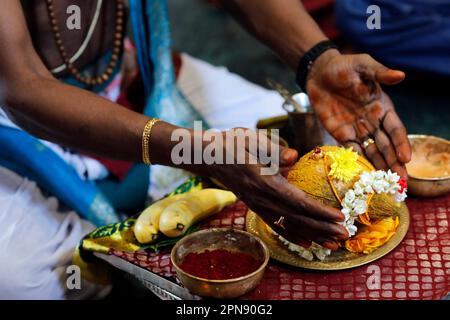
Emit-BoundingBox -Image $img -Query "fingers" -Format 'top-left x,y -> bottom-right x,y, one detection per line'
297,238 -> 312,249
359,97 -> 410,178
350,93 -> 410,178
280,148 -> 298,167
284,212 -> 348,244
242,158 -> 349,252
296,213 -> 349,241
354,105 -> 388,169
274,178 -> 345,223
344,141 -> 363,155
275,228 -> 337,251
374,128 -> 408,179
322,241 -> 339,250
363,142 -> 388,171
249,174 -> 348,246
277,188 -> 349,242
280,167 -> 290,178
246,130 -> 298,168
382,110 -> 412,164
301,194 -> 347,224
272,211 -> 346,248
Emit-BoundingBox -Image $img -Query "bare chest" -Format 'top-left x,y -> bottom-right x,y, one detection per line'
21,0 -> 118,76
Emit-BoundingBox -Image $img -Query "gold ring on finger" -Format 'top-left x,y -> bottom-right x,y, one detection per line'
362,138 -> 375,149
274,216 -> 286,230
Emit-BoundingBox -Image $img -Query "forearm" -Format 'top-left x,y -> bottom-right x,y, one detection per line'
4,76 -> 178,164
221,0 -> 329,70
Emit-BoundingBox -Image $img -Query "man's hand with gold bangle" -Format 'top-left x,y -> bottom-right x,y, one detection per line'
142,118 -> 161,165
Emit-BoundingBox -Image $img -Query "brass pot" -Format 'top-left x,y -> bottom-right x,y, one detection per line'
171,228 -> 269,299
407,134 -> 450,197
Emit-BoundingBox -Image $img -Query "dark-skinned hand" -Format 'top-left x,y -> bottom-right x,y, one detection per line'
306,50 -> 412,180
186,128 -> 349,250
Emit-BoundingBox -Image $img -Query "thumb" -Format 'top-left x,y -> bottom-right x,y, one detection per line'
256,130 -> 298,167
356,54 -> 405,85
375,68 -> 405,85
280,147 -> 298,167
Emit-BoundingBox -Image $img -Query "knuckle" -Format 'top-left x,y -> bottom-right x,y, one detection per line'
390,126 -> 406,137
357,53 -> 372,62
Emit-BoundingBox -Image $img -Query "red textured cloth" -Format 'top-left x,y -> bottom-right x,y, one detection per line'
110,195 -> 450,300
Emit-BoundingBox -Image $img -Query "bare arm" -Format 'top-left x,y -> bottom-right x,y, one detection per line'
220,0 -> 329,70
221,0 -> 412,179
0,0 -> 179,163
0,1 -> 350,247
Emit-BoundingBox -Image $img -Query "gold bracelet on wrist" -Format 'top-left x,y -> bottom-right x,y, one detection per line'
142,118 -> 160,165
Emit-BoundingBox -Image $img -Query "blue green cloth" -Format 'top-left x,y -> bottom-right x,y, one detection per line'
0,127 -> 118,226
0,0 -> 207,226
0,0 -> 211,226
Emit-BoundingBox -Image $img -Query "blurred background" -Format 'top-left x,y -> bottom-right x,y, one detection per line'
168,0 -> 450,139
109,0 -> 450,298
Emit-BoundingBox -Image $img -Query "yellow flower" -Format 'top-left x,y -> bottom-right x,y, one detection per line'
326,147 -> 362,182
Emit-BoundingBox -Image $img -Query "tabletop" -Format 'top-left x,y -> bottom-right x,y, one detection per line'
107,194 -> 450,300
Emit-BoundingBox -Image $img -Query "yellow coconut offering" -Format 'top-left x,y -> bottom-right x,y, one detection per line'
278,146 -> 408,261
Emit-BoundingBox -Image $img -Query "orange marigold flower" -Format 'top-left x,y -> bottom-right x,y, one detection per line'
344,216 -> 399,254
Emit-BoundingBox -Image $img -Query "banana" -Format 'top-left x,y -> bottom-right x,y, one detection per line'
159,189 -> 237,237
134,194 -> 186,244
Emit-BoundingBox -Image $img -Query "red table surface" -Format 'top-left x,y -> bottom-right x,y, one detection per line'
110,194 -> 450,300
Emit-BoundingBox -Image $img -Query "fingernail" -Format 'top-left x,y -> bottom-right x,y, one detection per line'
398,151 -> 410,163
282,149 -> 296,162
322,241 -> 338,250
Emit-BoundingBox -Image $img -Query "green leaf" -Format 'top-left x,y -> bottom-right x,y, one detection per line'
138,225 -> 200,252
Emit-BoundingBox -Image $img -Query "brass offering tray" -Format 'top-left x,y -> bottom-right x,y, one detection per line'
245,204 -> 410,270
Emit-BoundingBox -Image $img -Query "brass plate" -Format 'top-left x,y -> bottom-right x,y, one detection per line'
245,204 -> 410,270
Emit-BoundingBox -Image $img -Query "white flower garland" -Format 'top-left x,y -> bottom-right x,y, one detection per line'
341,170 -> 407,237
278,237 -> 331,261
277,169 -> 407,261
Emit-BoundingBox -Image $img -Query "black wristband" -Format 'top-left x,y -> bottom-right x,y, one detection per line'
295,40 -> 338,92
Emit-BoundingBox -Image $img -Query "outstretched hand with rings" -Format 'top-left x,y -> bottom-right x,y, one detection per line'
305,51 -> 412,179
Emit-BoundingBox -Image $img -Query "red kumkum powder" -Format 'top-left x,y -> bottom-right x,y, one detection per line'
179,249 -> 261,280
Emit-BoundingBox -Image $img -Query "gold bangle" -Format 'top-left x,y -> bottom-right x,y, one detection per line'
142,118 -> 160,165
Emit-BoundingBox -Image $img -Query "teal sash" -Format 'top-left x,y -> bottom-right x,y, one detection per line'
0,127 -> 118,226
129,0 -> 209,128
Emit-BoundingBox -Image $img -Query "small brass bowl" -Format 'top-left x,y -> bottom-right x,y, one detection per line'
407,134 -> 450,197
171,228 -> 269,299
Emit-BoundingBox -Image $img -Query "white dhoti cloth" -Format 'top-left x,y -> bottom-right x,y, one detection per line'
0,54 -> 283,299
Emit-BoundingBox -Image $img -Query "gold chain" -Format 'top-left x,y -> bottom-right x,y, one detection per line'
142,119 -> 161,165
45,0 -> 125,87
